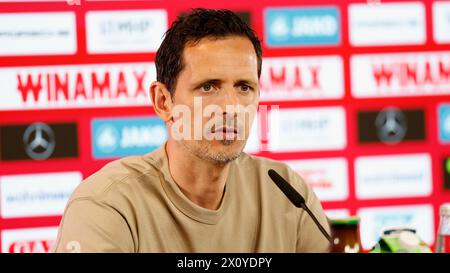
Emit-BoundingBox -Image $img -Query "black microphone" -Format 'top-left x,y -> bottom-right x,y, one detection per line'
268,169 -> 333,244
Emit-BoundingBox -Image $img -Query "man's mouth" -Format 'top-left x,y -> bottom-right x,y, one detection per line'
214,126 -> 237,134
211,126 -> 239,140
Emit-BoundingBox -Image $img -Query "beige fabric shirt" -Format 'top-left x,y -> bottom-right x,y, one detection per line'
53,144 -> 330,253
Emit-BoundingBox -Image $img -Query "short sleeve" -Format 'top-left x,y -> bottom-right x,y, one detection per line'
52,198 -> 135,253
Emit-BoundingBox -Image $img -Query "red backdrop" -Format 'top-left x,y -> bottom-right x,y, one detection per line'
0,0 -> 449,252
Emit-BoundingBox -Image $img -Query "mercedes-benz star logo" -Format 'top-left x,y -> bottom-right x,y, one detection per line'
23,123 -> 56,160
375,107 -> 407,145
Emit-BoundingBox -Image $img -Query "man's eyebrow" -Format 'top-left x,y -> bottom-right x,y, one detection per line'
190,78 -> 258,89
190,79 -> 222,89
235,79 -> 258,86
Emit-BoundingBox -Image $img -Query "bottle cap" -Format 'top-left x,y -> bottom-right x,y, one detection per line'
398,231 -> 420,249
330,216 -> 360,226
382,226 -> 416,236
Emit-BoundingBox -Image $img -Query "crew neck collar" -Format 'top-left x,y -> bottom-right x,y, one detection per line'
145,144 -> 234,225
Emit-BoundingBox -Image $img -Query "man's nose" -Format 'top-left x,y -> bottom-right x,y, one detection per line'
223,86 -> 239,106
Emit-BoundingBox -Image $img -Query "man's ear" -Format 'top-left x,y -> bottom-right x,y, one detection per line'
150,81 -> 173,123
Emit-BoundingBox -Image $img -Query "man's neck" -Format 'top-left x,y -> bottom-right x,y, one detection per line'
165,140 -> 230,210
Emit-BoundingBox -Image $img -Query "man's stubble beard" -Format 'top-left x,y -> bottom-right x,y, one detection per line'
180,139 -> 244,165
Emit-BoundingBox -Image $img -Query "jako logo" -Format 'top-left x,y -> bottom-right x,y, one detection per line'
438,104 -> 450,143
265,7 -> 340,47
92,116 -> 167,159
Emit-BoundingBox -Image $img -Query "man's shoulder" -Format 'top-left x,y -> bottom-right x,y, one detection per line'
69,148 -> 164,203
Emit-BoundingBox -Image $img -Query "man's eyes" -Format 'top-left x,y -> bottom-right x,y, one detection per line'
239,84 -> 253,92
199,83 -> 254,92
201,83 -> 214,92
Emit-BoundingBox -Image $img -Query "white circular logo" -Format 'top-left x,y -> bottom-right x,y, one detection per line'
23,123 -> 55,160
375,107 -> 407,144
270,16 -> 290,40
95,125 -> 119,153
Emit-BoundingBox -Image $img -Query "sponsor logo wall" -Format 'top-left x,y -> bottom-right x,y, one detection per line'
0,0 -> 449,252
91,116 -> 167,158
348,2 -> 426,46
0,12 -> 77,56
264,7 -> 340,47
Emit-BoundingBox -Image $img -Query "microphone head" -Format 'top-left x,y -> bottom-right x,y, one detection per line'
268,169 -> 306,208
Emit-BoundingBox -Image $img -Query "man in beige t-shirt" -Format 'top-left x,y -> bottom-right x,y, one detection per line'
53,8 -> 331,253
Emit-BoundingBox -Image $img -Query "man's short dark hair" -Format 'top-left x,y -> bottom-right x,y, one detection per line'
155,8 -> 263,96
